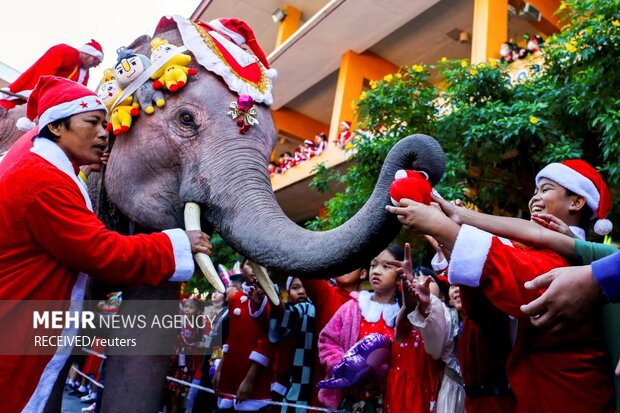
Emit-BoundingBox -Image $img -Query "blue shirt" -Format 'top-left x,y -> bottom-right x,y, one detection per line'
592,251 -> 620,303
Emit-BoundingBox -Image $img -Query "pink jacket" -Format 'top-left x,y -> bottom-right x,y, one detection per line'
317,297 -> 361,409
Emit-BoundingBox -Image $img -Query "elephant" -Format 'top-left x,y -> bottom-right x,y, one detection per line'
0,17 -> 445,412
0,104 -> 26,156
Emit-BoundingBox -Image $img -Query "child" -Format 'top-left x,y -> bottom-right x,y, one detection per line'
269,277 -> 316,412
165,297 -> 205,413
336,121 -> 352,149
213,259 -> 273,412
312,133 -> 328,156
387,249 -> 446,413
303,267 -> 368,408
386,159 -> 615,413
318,245 -> 403,411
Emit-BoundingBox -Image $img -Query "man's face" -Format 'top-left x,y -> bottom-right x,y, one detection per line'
52,111 -> 108,166
80,52 -> 101,69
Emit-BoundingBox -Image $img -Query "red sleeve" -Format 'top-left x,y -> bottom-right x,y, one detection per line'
303,279 -> 332,305
448,224 -> 568,317
25,184 -> 193,286
9,45 -> 67,92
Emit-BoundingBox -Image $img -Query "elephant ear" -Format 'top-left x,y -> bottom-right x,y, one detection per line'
127,34 -> 153,57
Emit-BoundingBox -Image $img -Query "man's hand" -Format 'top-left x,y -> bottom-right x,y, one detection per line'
520,265 -> 604,333
185,230 -> 212,255
530,213 -> 577,238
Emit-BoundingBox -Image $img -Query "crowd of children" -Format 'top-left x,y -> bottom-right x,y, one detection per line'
499,33 -> 545,64
270,132 -> 329,176
65,157 -> 618,413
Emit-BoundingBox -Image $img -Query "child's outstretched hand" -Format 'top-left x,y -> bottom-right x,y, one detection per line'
531,213 -> 577,238
248,284 -> 266,307
412,275 -> 433,316
388,243 -> 416,310
431,193 -> 465,225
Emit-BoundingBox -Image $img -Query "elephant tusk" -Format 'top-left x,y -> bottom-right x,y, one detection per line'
248,261 -> 280,306
183,202 -> 226,293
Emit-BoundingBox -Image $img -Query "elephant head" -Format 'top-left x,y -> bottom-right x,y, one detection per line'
104,17 -> 446,280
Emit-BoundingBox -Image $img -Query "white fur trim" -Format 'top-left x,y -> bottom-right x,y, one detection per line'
594,218 -> 613,235
31,138 -> 92,211
79,45 -> 104,60
248,295 -> 268,318
394,169 -> 407,179
286,276 -> 294,291
38,96 -> 107,132
22,272 -> 88,412
448,225 -> 495,287
249,350 -> 270,367
431,253 -> 448,272
163,229 -> 195,282
357,290 -> 400,327
16,117 -> 36,132
271,382 -> 288,396
569,225 -> 586,240
172,15 -> 274,105
222,344 -> 229,353
208,19 -> 246,45
536,163 -> 600,216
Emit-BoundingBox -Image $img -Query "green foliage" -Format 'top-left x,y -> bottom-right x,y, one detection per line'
186,233 -> 241,294
308,0 -> 619,237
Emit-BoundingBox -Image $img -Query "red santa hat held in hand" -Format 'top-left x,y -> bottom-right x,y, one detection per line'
80,39 -> 104,61
208,18 -> 277,79
536,159 -> 613,235
389,169 -> 433,206
16,75 -> 107,132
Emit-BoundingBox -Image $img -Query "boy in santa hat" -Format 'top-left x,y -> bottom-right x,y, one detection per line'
386,159 -> 615,413
0,76 -> 211,413
0,40 -> 104,111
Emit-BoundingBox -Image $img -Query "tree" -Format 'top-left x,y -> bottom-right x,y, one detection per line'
308,0 -> 619,241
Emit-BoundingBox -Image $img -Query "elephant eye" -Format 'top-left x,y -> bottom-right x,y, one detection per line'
179,111 -> 195,126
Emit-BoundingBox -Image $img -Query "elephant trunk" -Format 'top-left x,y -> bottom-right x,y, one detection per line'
204,134 -> 445,278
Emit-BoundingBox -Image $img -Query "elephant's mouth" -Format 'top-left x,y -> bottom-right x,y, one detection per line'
182,202 -> 280,305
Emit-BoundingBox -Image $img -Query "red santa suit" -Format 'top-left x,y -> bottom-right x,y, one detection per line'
0,137 -> 194,412
449,225 -> 615,413
0,44 -> 91,110
217,287 -> 273,411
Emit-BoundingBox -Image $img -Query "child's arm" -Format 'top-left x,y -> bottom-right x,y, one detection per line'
406,284 -> 448,360
236,361 -> 261,402
432,195 -> 576,259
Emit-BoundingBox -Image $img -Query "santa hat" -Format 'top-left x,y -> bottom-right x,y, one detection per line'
536,159 -> 613,235
16,76 -> 106,132
340,120 -> 352,129
80,39 -> 104,61
208,18 -> 277,79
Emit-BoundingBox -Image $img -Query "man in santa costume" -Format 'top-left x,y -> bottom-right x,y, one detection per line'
0,76 -> 212,412
0,39 -> 103,111
386,159 -> 615,413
